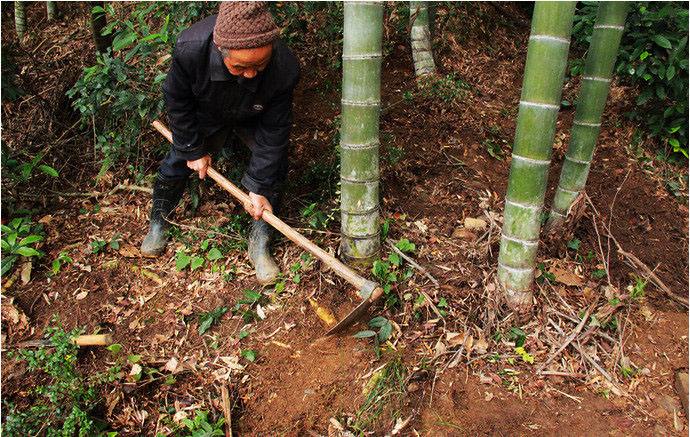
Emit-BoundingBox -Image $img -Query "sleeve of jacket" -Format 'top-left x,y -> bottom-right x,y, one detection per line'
241,74 -> 299,198
162,43 -> 207,161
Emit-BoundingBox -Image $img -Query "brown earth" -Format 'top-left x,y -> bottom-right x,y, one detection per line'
2,3 -> 688,436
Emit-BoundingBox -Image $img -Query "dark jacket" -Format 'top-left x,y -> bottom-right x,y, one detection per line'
162,15 -> 300,197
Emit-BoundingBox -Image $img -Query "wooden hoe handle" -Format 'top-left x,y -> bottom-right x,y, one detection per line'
151,121 -> 378,295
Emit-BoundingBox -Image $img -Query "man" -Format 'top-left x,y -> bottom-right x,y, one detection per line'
140,2 -> 299,285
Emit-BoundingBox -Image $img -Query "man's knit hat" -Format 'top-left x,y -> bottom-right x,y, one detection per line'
213,1 -> 280,50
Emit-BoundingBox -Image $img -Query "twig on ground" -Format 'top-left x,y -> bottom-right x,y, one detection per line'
547,387 -> 583,403
548,318 -> 626,397
618,248 -> 688,308
220,383 -> 233,437
538,307 -> 591,372
107,183 -> 153,196
606,169 -> 631,281
540,370 -> 586,378
386,239 -> 439,286
585,194 -> 688,308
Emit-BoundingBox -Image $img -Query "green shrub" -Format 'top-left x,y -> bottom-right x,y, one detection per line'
1,216 -> 45,276
572,1 -> 688,159
67,2 -> 217,177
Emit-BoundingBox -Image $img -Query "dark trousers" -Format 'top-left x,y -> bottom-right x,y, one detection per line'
158,126 -> 251,180
157,126 -> 284,210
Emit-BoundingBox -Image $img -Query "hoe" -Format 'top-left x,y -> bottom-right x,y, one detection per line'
152,120 -> 383,335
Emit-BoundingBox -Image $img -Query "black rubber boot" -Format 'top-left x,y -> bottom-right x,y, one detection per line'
140,175 -> 186,257
248,194 -> 281,285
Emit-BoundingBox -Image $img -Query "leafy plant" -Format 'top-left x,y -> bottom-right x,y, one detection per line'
514,346 -> 535,364
3,325 -> 107,436
241,349 -> 257,363
483,139 -> 505,160
67,3 -> 215,176
506,327 -> 527,347
232,289 -> 264,323
354,316 -> 394,358
354,356 -> 406,432
1,217 -> 44,276
198,306 -> 228,335
416,72 -> 474,104
51,251 -> 74,275
180,410 -> 225,437
301,202 -> 333,230
1,151 -> 59,184
629,275 -> 647,300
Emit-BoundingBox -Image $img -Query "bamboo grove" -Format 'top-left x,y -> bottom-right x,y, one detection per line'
340,1 -> 630,313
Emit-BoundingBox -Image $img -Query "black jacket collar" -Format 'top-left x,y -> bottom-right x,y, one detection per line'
209,44 -> 260,93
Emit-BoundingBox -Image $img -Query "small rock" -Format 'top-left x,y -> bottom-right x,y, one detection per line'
464,217 -> 487,230
451,228 -> 477,241
675,371 -> 689,417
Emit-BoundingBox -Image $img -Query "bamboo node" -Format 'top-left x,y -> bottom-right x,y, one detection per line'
564,155 -> 591,165
505,199 -> 543,211
340,141 -> 380,150
498,261 -> 534,275
582,75 -> 611,83
340,176 -> 379,184
555,185 -> 581,196
511,154 -> 551,165
529,35 -> 570,45
593,24 -> 624,31
573,121 -> 601,128
342,53 -> 382,60
501,233 -> 540,246
341,206 -> 379,215
341,99 -> 381,107
519,100 -> 559,110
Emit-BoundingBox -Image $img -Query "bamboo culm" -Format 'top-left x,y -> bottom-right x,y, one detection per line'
15,2 -> 26,40
497,1 -> 576,311
410,1 -> 436,77
340,1 -> 384,264
47,1 -> 58,20
547,2 -> 628,229
90,1 -> 112,54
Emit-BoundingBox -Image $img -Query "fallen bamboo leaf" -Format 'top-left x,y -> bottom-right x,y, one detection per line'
129,264 -> 163,285
75,290 -> 89,300
550,266 -> 584,287
308,298 -> 336,326
20,262 -> 32,284
2,269 -> 20,292
118,243 -> 140,258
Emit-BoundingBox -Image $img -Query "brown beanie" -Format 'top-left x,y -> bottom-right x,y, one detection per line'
213,1 -> 280,50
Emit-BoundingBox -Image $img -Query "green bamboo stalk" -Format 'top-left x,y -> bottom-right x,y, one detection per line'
498,1 -> 576,311
46,1 -> 58,20
90,1 -> 112,54
15,2 -> 26,40
340,1 -> 383,265
410,1 -> 435,77
547,2 -> 628,229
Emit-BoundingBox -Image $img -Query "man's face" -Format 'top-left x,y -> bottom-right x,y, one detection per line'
222,44 -> 273,79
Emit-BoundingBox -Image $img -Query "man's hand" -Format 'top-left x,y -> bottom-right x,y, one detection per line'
245,192 -> 273,220
187,155 -> 212,179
